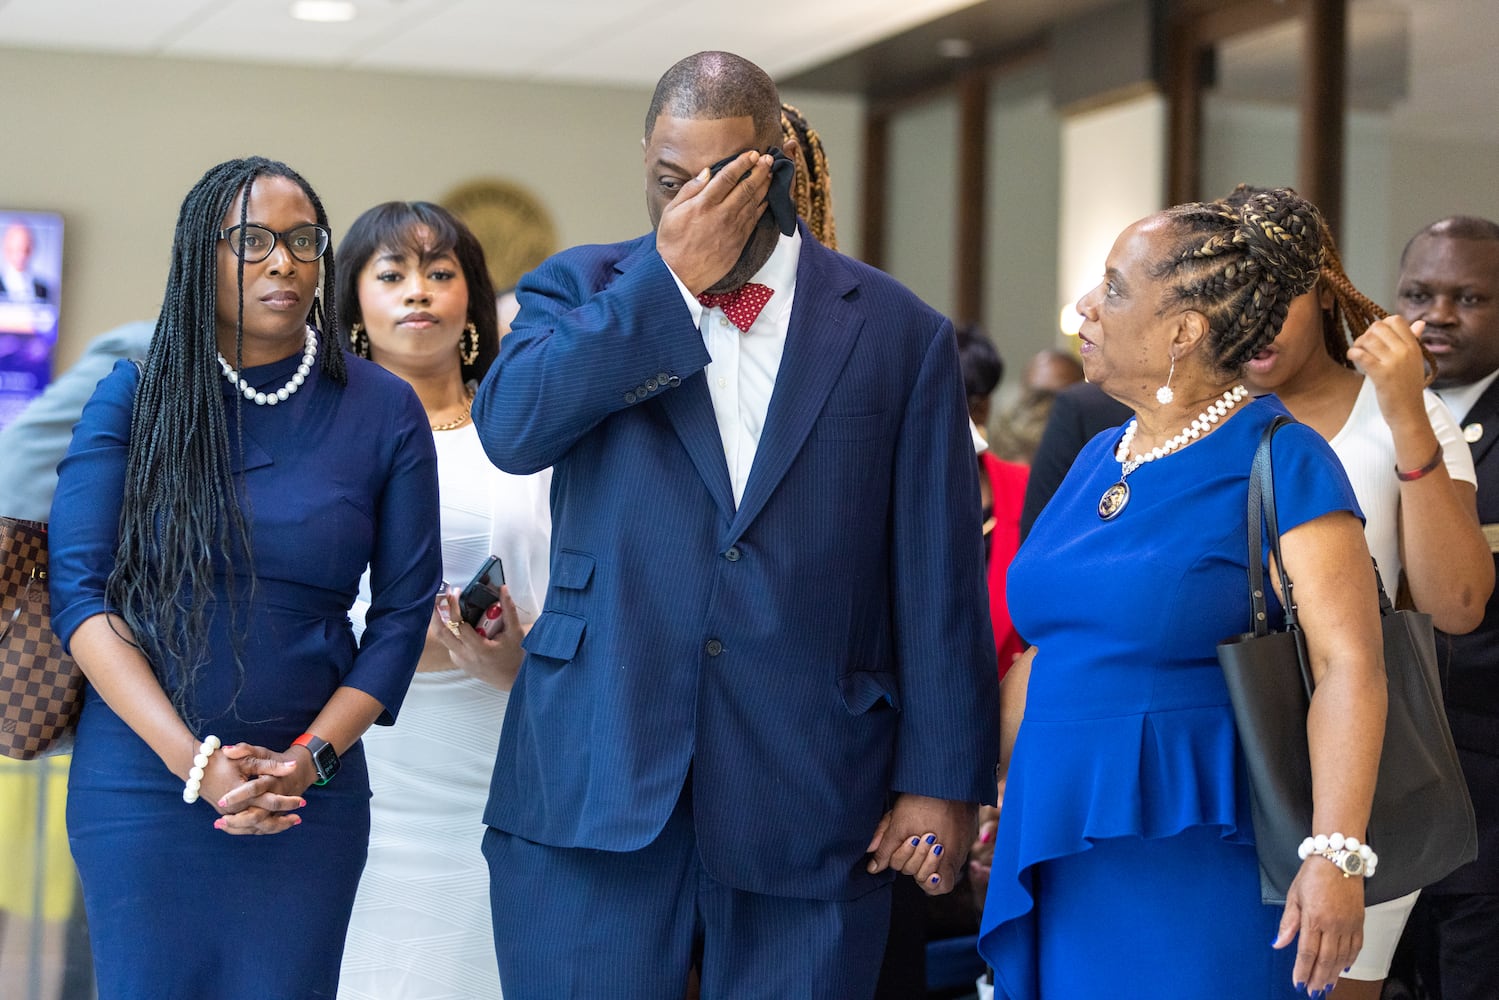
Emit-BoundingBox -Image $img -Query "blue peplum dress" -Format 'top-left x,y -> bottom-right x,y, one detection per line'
978,396 -> 1361,999
49,349 -> 440,1000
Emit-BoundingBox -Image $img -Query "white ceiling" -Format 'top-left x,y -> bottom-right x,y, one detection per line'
0,0 -> 986,86
0,0 -> 1490,142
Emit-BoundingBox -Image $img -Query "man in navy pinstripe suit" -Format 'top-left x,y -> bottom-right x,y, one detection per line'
473,51 -> 999,999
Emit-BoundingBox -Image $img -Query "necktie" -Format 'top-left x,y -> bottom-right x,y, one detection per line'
697,283 -> 774,333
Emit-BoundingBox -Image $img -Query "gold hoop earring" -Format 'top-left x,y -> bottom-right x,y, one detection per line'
460,323 -> 479,366
351,322 -> 370,359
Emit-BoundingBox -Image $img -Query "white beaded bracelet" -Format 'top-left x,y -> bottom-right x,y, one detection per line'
1298,832 -> 1378,878
181,735 -> 223,804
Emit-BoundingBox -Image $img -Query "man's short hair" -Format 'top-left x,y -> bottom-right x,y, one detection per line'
1400,215 -> 1499,268
644,51 -> 782,145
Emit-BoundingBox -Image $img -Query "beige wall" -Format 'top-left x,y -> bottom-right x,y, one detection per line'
0,47 -> 863,371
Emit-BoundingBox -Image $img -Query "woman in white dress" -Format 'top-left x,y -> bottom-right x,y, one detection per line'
335,202 -> 551,1000
1237,187 -> 1494,1000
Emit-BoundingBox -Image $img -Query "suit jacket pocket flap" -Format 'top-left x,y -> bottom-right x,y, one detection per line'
552,549 -> 596,591
523,609 -> 586,661
838,671 -> 900,715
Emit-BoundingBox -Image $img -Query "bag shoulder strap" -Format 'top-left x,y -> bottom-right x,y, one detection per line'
1245,415 -> 1299,637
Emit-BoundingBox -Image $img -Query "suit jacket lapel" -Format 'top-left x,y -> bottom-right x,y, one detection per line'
729,237 -> 862,538
613,240 -> 737,521
1460,377 -> 1499,468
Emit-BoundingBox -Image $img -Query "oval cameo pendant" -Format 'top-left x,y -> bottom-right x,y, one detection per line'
1098,481 -> 1130,521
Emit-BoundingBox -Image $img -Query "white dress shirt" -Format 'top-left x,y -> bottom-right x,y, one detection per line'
667,229 -> 802,505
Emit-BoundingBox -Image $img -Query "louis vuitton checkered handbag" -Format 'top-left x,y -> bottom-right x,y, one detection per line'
1,516 -> 82,759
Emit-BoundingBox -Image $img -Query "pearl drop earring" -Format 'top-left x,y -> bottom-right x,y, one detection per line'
1156,356 -> 1176,405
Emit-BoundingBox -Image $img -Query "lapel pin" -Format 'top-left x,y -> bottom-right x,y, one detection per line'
1463,422 -> 1483,444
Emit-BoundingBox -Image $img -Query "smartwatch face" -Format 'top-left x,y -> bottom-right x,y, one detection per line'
312,741 -> 340,783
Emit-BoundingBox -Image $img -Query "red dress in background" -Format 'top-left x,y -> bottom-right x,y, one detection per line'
980,450 -> 1029,680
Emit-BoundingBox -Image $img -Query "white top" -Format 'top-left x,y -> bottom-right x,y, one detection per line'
1434,367 -> 1499,425
669,229 -> 802,505
341,421 -> 551,1000
1328,378 -> 1476,596
351,421 -> 551,633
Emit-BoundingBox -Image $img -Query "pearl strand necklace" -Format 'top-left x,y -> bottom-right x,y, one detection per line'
218,326 -> 318,406
1097,384 -> 1249,521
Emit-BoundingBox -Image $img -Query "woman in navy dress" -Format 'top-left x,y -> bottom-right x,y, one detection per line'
48,157 -> 441,999
978,189 -> 1388,999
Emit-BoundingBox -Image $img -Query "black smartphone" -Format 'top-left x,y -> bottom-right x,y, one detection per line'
457,555 -> 505,627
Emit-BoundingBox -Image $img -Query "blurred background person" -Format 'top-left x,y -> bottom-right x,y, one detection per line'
1390,215 -> 1499,1000
0,221 -> 50,303
988,347 -> 1084,464
1234,187 -> 1492,1000
48,156 -> 440,998
336,201 -> 550,1000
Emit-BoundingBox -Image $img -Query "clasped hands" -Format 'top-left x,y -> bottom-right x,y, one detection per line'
865,793 -> 978,896
194,742 -> 316,837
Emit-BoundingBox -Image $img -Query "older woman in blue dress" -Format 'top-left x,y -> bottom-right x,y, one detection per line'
979,188 -> 1386,999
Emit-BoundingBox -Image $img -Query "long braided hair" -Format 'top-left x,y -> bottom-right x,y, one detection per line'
109,156 -> 343,726
1152,187 -> 1326,377
1221,184 -> 1435,382
781,102 -> 837,250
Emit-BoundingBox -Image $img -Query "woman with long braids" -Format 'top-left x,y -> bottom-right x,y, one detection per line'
1232,187 -> 1493,998
334,201 -> 550,1000
48,157 -> 440,997
979,189 -> 1387,998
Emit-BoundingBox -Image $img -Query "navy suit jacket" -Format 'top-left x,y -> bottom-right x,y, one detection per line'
472,227 -> 999,901
1435,375 -> 1499,892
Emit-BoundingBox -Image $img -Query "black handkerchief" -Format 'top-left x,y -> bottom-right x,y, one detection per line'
708,147 -> 798,237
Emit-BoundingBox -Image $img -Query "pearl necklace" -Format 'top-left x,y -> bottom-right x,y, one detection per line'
430,385 -> 475,432
218,326 -> 318,406
1097,384 -> 1249,521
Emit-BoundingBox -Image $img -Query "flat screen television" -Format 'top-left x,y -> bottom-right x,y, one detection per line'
0,209 -> 64,430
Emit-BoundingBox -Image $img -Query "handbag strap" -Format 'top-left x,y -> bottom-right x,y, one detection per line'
1245,416 -> 1300,638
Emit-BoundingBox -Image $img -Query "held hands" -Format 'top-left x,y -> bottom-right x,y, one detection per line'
865,794 -> 979,896
203,742 -> 310,836
1273,856 -> 1366,995
656,150 -> 773,294
1348,317 -> 1431,428
431,585 -> 524,691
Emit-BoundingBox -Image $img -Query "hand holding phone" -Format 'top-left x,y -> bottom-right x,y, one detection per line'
457,555 -> 505,628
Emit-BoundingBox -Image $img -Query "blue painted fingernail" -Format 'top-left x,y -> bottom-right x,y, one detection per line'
929,874 -> 940,885
1295,984 -> 1305,994
910,837 -> 920,847
925,834 -> 936,844
933,844 -> 944,856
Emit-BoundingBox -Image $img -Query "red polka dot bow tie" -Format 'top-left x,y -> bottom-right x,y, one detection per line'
697,283 -> 774,333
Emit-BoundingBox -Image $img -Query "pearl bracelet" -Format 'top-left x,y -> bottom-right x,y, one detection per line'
1298,832 -> 1378,878
182,735 -> 223,804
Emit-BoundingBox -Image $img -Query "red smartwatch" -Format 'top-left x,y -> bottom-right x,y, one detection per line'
292,732 -> 340,786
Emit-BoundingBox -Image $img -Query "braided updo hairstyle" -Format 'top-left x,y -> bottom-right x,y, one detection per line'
1222,184 -> 1434,383
1154,187 -> 1325,378
110,156 -> 342,726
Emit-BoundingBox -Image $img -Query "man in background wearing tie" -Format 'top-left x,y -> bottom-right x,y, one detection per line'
471,50 -> 998,999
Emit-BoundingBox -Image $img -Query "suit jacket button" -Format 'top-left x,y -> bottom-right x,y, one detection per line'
705,639 -> 723,656
724,547 -> 741,562
624,390 -> 637,404
637,383 -> 650,396
666,375 -> 682,387
646,378 -> 659,391
657,372 -> 671,384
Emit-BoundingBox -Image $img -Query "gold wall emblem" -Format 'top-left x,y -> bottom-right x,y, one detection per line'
441,180 -> 558,292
